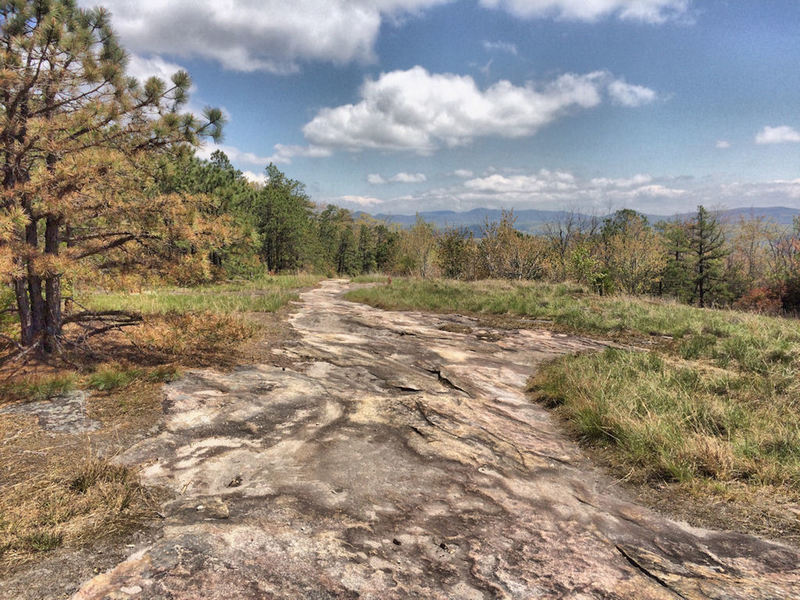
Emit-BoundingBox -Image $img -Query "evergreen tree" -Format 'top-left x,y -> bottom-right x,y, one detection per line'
687,206 -> 729,307
256,164 -> 313,271
336,227 -> 359,275
659,220 -> 693,301
374,224 -> 399,272
0,1 -> 223,352
357,223 -> 377,273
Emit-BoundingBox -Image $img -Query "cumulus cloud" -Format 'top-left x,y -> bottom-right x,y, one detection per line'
196,143 -> 272,166
369,172 -> 428,184
303,67 -> 656,153
265,144 -> 332,164
362,170 -> 800,215
482,40 -> 518,55
452,169 -> 475,178
464,170 -> 577,194
608,80 -> 658,107
755,125 -> 800,145
334,195 -> 385,207
716,140 -> 731,149
478,0 -> 691,23
392,172 -> 428,183
461,171 -> 688,205
82,0 -> 451,73
589,174 -> 653,188
126,54 -> 187,84
82,1 -> 690,74
242,171 -> 268,185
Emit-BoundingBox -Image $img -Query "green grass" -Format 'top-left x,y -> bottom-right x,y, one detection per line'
84,273 -> 321,316
350,274 -> 393,283
87,364 -> 180,392
530,349 -> 800,488
0,375 -> 78,404
346,277 -> 800,514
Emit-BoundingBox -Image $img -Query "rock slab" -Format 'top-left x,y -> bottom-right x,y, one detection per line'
72,280 -> 800,599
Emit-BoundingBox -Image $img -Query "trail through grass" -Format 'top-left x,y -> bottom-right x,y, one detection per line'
346,277 -> 800,541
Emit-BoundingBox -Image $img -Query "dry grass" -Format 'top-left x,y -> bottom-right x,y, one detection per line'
0,451 -> 160,571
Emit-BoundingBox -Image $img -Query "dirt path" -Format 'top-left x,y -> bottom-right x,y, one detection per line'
65,280 -> 800,599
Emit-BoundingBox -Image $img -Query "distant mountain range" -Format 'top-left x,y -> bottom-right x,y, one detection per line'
366,206 -> 800,234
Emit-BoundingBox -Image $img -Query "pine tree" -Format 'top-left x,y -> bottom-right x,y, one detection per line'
336,227 -> 359,275
659,219 -> 692,301
687,206 -> 729,307
0,1 -> 223,352
256,164 -> 313,271
357,223 -> 377,274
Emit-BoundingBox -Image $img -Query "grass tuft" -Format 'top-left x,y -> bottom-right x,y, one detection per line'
0,457 -> 158,569
0,375 -> 77,405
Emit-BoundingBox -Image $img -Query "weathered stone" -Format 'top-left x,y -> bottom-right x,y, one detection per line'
0,391 -> 99,433
70,280 -> 800,599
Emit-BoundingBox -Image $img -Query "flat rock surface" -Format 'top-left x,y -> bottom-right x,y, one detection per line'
71,280 -> 799,599
1,391 -> 98,433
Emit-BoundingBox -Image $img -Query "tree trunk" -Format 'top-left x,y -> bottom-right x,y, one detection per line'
43,216 -> 62,353
25,218 -> 46,342
14,276 -> 33,347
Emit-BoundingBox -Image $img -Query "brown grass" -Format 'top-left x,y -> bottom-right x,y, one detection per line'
0,451 -> 160,572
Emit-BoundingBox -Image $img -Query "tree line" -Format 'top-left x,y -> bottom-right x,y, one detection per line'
391,208 -> 800,314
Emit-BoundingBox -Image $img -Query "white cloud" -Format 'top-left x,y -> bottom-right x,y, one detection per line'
266,144 -> 332,164
464,170 -> 577,194
334,195 -> 385,207
242,170 -> 268,185
755,125 -> 800,145
478,0 -> 691,23
350,169 -> 800,215
608,80 -> 658,107
196,143 -> 272,166
589,174 -> 653,188
391,172 -> 428,183
461,171 -> 686,204
83,0 -> 451,74
379,169 -> 696,213
303,67 -> 655,153
716,140 -> 731,149
82,1 -> 689,75
618,184 -> 686,199
482,40 -> 518,55
126,54 -> 187,84
452,169 -> 475,178
369,172 -> 427,184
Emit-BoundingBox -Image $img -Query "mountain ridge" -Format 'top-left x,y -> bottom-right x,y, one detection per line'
364,206 -> 800,233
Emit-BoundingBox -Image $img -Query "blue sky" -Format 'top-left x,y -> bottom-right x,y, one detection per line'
82,0 -> 800,215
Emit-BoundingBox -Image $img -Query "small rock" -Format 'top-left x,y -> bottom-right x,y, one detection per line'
196,505 -> 205,512
392,538 -> 402,546
120,585 -> 143,596
206,497 -> 230,519
241,422 -> 259,435
228,475 -> 243,488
